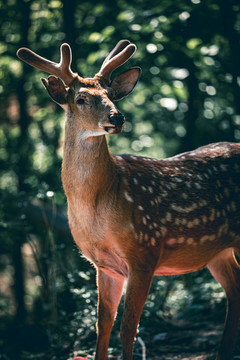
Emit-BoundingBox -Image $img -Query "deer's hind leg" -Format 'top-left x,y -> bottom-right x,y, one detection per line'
208,247 -> 240,360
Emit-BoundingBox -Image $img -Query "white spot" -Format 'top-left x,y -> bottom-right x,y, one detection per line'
178,237 -> 185,244
139,232 -> 144,242
193,218 -> 200,226
209,209 -> 215,221
133,178 -> 138,185
167,238 -> 176,246
144,233 -> 149,242
155,231 -> 161,237
220,164 -> 227,171
160,226 -> 167,236
151,180 -> 156,186
195,183 -> 202,190
166,212 -> 172,222
199,200 -> 207,207
209,234 -> 216,241
146,215 -> 151,220
161,190 -> 168,197
151,237 -> 156,246
174,218 -> 181,226
218,222 -> 229,237
153,222 -> 158,228
171,203 -> 197,213
148,186 -> 154,193
141,186 -> 147,191
182,193 -> 188,199
174,177 -> 182,183
142,216 -> 147,225
169,182 -> 177,189
200,235 -> 209,244
224,188 -> 230,197
181,218 -> 187,225
187,237 -> 194,245
157,196 -> 162,203
202,215 -> 208,224
124,191 -> 134,202
138,205 -> 144,211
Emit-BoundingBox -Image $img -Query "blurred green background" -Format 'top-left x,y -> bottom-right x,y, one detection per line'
0,0 -> 240,359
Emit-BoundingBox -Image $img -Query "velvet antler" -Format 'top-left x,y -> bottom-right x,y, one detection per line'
17,43 -> 78,86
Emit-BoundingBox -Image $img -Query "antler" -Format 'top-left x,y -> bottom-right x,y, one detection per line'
17,43 -> 78,86
95,40 -> 137,84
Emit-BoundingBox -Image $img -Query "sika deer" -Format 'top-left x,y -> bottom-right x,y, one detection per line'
17,40 -> 240,360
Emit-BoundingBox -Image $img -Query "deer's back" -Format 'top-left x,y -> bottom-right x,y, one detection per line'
111,142 -> 240,275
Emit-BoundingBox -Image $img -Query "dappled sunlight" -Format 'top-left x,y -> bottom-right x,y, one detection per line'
1,0 -> 240,358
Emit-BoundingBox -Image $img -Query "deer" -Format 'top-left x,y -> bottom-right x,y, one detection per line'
17,40 -> 240,360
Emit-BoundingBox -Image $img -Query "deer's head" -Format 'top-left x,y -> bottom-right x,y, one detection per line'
17,40 -> 141,137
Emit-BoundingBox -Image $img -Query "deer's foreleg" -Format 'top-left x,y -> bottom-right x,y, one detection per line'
120,269 -> 153,360
95,269 -> 125,360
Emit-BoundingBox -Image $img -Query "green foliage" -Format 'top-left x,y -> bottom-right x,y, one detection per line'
1,0 -> 240,358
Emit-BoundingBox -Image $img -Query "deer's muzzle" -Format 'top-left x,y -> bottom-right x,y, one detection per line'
100,113 -> 125,134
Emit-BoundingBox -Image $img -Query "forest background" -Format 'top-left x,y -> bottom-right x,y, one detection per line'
1,0 -> 240,359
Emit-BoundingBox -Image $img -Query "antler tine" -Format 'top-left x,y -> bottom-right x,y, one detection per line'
95,41 -> 137,84
17,43 -> 78,86
101,39 -> 131,67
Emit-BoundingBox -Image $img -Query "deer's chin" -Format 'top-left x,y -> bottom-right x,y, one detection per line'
104,125 -> 123,134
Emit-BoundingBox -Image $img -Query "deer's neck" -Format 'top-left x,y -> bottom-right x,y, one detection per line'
62,117 -> 116,206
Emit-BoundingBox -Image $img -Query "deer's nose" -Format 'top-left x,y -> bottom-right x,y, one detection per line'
109,114 -> 125,127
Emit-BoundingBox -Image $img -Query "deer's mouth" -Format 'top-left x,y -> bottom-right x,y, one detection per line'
99,120 -> 124,134
100,113 -> 125,134
104,125 -> 123,134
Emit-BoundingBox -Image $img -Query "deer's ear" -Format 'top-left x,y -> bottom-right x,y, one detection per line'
110,67 -> 141,101
41,75 -> 68,105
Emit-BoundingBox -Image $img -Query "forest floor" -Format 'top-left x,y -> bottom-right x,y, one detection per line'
1,316 -> 240,360
73,318 -> 240,360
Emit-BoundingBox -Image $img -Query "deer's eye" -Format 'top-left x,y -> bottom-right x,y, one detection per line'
76,98 -> 86,105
